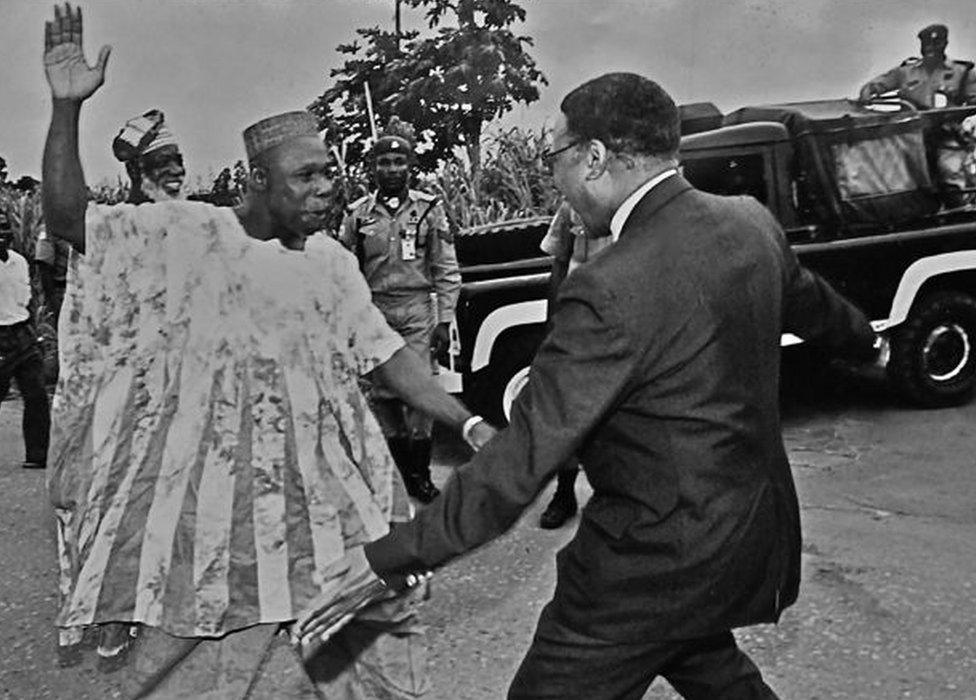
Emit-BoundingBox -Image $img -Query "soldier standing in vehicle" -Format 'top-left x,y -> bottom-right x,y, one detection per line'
859,23 -> 976,207
339,124 -> 461,503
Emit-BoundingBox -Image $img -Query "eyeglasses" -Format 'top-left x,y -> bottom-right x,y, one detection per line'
541,139 -> 582,168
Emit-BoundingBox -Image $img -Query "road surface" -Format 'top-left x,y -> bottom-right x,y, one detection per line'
0,365 -> 973,698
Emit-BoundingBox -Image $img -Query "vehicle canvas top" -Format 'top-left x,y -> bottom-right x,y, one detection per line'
725,99 -> 939,230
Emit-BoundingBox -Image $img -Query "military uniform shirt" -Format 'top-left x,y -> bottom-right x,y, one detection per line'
339,190 -> 460,323
863,56 -> 976,108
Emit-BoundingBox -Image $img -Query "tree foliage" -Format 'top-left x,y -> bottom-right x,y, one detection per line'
309,0 -> 547,176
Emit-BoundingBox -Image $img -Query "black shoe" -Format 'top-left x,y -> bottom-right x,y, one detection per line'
21,461 -> 46,469
406,438 -> 439,504
406,478 -> 440,504
539,494 -> 577,529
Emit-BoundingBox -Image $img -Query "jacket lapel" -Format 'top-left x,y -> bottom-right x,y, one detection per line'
618,174 -> 694,241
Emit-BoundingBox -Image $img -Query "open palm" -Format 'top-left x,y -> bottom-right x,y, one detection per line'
44,4 -> 111,101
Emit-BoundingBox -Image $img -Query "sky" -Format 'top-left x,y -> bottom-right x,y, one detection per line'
2,0 -> 975,186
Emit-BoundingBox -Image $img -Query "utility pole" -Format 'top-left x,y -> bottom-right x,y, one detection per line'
395,0 -> 402,50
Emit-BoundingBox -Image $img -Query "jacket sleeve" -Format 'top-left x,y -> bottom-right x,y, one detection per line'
427,202 -> 461,322
364,270 -> 638,575
747,199 -> 877,358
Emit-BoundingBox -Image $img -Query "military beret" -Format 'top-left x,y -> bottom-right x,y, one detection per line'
373,135 -> 413,157
918,24 -> 948,43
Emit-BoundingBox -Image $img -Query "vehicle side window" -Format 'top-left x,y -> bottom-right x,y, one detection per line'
682,153 -> 768,203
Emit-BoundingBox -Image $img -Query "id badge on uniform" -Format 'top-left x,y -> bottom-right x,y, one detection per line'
401,231 -> 418,261
933,92 -> 948,108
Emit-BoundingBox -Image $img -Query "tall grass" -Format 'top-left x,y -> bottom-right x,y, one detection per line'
427,125 -> 561,231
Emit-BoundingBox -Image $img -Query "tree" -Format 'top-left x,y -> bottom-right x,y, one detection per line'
0,156 -> 7,185
310,0 -> 546,181
12,176 -> 39,193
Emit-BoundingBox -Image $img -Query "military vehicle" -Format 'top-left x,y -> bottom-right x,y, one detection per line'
441,98 -> 976,422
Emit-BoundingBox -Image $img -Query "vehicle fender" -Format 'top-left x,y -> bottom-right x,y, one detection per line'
880,251 -> 976,330
470,300 -> 548,372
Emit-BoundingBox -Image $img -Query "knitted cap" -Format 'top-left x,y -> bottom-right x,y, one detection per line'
243,111 -> 320,162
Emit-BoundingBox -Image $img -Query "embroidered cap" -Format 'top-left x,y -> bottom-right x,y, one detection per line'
243,111 -> 320,163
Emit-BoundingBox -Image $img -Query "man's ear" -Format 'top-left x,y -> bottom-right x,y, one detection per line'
249,165 -> 268,192
584,140 -> 610,181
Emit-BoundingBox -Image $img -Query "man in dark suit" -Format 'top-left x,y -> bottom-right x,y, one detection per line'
354,73 -> 881,698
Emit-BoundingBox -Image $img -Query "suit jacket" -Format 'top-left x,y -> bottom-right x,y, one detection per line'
366,175 -> 876,641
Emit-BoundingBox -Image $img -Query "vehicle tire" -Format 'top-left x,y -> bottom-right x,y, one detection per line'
887,291 -> 976,407
466,325 -> 546,425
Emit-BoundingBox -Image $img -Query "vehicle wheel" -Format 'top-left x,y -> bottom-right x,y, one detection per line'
466,325 -> 546,425
887,291 -> 976,407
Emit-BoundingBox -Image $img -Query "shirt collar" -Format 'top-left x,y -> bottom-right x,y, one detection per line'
609,168 -> 678,241
369,189 -> 414,214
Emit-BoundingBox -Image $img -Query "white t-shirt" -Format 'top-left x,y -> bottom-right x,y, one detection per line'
0,250 -> 31,326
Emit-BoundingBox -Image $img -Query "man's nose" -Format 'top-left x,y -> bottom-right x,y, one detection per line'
312,174 -> 334,197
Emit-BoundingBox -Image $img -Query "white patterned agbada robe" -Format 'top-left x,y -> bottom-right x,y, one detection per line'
48,201 -> 409,638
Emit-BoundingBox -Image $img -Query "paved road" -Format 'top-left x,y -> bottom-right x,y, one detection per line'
1,364 -> 974,699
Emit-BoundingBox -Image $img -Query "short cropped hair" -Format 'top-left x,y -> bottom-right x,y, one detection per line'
560,73 -> 680,158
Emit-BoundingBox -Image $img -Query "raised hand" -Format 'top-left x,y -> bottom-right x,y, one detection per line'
44,3 -> 111,101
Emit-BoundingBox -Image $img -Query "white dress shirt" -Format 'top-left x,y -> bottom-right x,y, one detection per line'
0,250 -> 31,326
609,168 -> 678,242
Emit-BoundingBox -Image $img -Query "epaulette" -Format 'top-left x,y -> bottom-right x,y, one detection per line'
900,57 -> 921,67
953,59 -> 975,71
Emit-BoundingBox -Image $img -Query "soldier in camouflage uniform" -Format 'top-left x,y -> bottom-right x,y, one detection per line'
340,131 -> 462,503
859,23 -> 976,207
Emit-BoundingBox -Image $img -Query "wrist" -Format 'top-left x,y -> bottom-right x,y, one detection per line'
51,97 -> 84,110
461,415 -> 485,445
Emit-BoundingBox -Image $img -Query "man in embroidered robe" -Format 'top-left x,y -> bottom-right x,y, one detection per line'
41,5 -> 493,697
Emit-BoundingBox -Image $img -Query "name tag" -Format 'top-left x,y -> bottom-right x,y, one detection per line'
401,233 -> 417,261
933,92 -> 948,108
